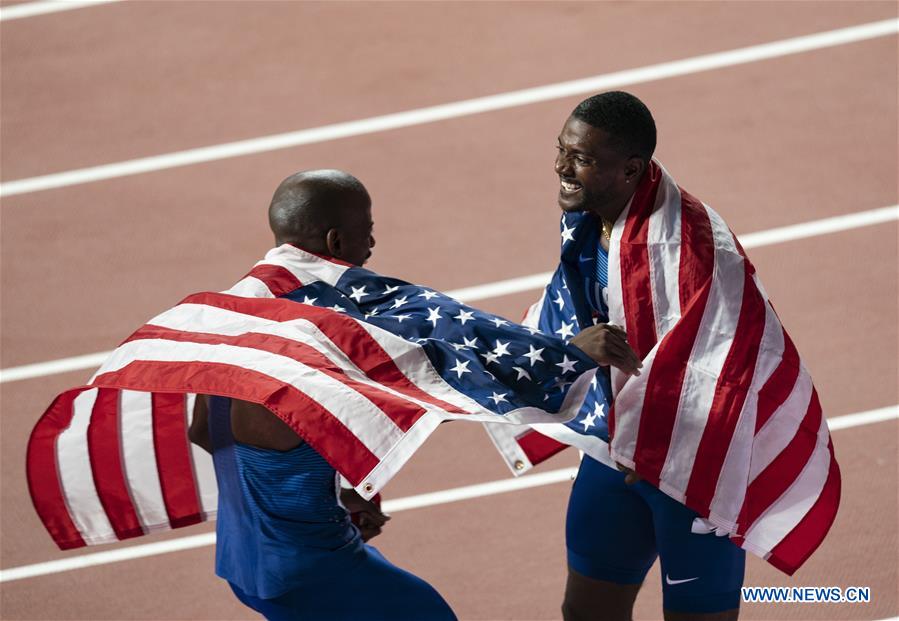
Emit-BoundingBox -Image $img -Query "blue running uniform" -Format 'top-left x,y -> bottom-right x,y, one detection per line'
566,456 -> 745,613
208,396 -> 456,621
567,233 -> 744,614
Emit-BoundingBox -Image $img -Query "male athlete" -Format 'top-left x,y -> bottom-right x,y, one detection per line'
187,169 -> 621,620
548,93 -> 746,621
188,170 -> 458,621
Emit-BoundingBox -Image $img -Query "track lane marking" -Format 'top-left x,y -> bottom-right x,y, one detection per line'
1,404 -> 895,583
0,351 -> 111,384
827,407 -> 899,431
0,0 -> 123,21
1,205 -> 896,384
1,19 -> 895,197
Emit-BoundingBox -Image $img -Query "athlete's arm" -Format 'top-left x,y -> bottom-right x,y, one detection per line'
570,324 -> 644,483
188,395 -> 212,454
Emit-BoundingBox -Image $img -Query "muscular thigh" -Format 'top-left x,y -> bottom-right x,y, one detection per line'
638,484 -> 745,615
566,456 -> 657,583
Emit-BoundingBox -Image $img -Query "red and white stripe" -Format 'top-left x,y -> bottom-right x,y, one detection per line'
607,163 -> 839,574
497,161 -> 840,575
222,243 -> 352,298
28,247 -> 592,550
28,387 -> 213,549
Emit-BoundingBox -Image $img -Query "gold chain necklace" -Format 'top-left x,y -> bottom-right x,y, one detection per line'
601,219 -> 613,241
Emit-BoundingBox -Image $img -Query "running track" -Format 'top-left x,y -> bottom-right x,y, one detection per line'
1,2 -> 896,619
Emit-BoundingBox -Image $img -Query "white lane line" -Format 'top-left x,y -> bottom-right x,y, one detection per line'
0,0 -> 123,21
445,272 -> 554,304
1,19 -> 896,197
1,404 -> 895,583
0,532 -> 218,583
381,466 -> 578,512
827,406 -> 898,431
0,351 -> 111,384
737,206 -> 899,248
1,205 -> 896,384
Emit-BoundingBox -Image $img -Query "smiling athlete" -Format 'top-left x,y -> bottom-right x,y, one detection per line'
551,93 -> 747,621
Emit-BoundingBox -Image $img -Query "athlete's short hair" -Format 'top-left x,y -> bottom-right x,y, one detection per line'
572,91 -> 656,162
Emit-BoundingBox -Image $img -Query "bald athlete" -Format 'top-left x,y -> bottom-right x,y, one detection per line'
189,170 -> 456,621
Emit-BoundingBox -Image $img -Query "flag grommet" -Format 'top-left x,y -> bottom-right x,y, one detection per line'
514,460 -> 525,471
363,483 -> 374,493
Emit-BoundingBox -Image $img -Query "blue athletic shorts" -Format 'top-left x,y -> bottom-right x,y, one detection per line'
566,456 -> 745,613
228,544 -> 456,621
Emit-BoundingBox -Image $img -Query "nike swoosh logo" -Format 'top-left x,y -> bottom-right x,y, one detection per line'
665,575 -> 699,586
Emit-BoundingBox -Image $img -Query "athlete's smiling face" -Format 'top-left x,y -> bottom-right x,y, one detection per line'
554,116 -> 634,216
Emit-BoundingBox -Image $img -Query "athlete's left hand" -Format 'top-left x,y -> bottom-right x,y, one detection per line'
340,488 -> 391,541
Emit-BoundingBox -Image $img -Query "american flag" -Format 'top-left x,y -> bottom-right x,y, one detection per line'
485,161 -> 840,575
27,245 -> 609,550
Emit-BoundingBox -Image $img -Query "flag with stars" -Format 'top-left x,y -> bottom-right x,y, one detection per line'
487,160 -> 840,576
482,206 -> 618,473
27,244 -> 611,551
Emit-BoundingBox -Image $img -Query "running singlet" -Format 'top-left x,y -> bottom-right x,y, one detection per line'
208,396 -> 363,599
208,397 -> 457,621
578,231 -> 610,321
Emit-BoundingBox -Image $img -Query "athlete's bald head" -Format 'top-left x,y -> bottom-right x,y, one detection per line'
268,169 -> 375,266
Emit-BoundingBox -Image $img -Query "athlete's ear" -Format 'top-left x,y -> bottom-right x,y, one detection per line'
623,157 -> 644,184
325,228 -> 342,259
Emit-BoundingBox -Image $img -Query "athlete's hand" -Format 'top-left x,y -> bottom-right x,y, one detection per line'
570,324 -> 642,376
616,463 -> 643,485
340,488 -> 391,541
